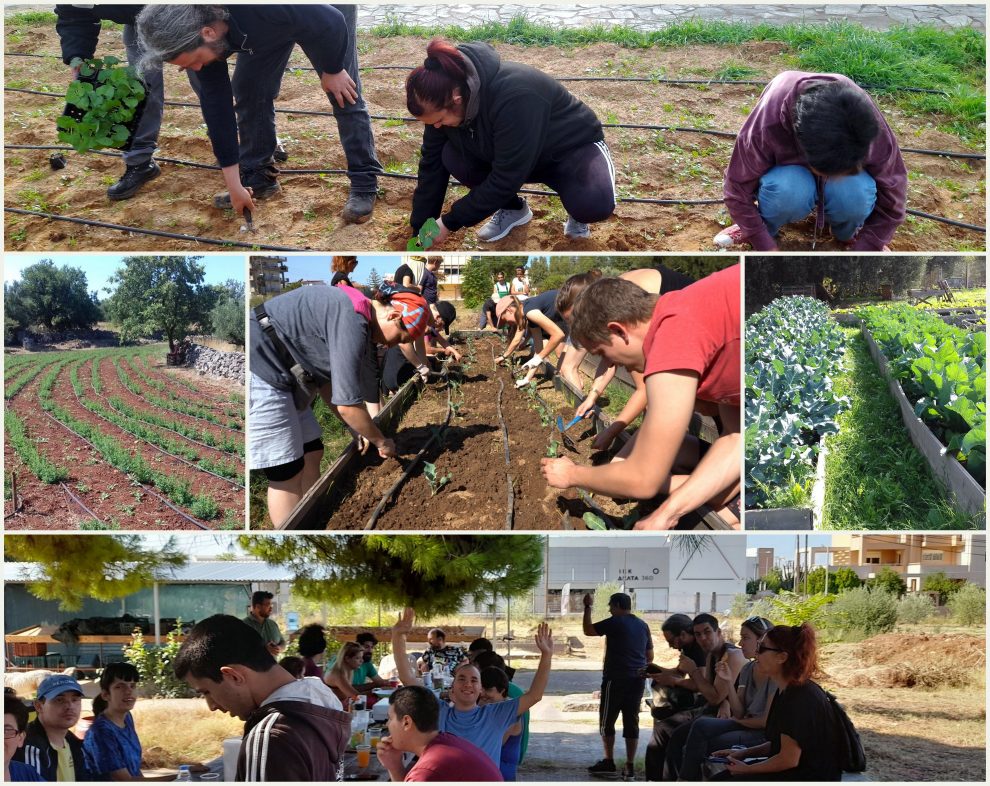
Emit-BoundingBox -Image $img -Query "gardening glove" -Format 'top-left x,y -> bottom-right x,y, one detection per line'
522,355 -> 543,370
515,377 -> 529,388
416,364 -> 430,383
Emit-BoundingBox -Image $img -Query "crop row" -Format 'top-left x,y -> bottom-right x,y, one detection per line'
35,362 -> 221,519
91,358 -> 243,456
133,352 -> 244,407
4,408 -> 69,484
859,304 -> 986,482
745,297 -> 850,508
126,353 -> 243,419
67,361 -> 243,482
112,357 -> 242,430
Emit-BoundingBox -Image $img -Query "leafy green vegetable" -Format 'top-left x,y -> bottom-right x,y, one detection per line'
582,512 -> 608,530
57,56 -> 146,153
859,304 -> 985,483
546,439 -> 560,458
407,217 -> 441,251
422,461 -> 452,495
745,297 -> 850,508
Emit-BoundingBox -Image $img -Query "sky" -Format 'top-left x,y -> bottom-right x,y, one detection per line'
282,254 -> 402,286
3,254 -> 246,297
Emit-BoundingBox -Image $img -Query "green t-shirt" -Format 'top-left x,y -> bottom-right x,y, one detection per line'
324,656 -> 380,686
242,614 -> 284,646
507,681 -> 529,762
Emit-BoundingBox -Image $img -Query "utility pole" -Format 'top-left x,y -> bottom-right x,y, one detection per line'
794,535 -> 801,593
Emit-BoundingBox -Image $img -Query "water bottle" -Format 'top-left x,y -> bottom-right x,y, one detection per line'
176,765 -> 192,782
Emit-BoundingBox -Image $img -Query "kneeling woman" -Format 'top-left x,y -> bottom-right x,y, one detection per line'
407,39 -> 616,247
714,623 -> 841,781
249,283 -> 429,526
494,291 -> 568,388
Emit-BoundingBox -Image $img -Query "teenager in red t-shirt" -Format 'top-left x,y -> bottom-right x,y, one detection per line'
376,685 -> 503,782
540,265 -> 741,529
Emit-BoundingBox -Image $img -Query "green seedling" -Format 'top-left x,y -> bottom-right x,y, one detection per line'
407,217 -> 441,251
546,440 -> 560,458
422,461 -> 452,496
582,512 -> 608,530
57,56 -> 146,153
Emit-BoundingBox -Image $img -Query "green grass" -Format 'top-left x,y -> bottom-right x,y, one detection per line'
5,10 -> 57,25
365,16 -> 984,141
821,328 -> 977,529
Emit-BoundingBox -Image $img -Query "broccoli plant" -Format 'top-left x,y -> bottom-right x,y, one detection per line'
422,461 -> 452,495
546,439 -> 561,458
57,56 -> 146,153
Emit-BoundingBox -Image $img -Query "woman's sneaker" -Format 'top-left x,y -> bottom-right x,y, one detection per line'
477,199 -> 532,241
713,223 -> 747,248
564,215 -> 591,239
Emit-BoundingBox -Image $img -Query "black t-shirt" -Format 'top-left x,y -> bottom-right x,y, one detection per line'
657,264 -> 696,294
330,272 -> 352,287
765,681 -> 842,781
394,264 -> 418,289
522,289 -> 566,335
593,613 -> 653,679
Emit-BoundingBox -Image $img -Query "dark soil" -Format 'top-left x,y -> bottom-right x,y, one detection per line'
4,25 -> 984,252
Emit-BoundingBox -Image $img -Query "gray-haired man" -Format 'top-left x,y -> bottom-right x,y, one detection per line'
137,4 -> 382,223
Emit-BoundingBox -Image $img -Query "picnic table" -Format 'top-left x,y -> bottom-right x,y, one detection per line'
908,280 -> 955,305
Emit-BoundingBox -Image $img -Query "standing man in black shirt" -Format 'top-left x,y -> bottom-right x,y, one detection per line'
583,592 -> 653,781
137,4 -> 382,223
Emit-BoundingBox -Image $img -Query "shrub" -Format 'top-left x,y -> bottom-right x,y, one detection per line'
868,566 -> 907,597
947,582 -> 986,625
921,571 -> 964,605
896,593 -> 936,624
827,586 -> 898,635
765,590 -> 835,627
208,296 -> 245,347
123,625 -> 193,698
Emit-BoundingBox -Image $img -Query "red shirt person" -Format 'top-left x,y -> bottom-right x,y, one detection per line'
376,685 -> 503,782
541,265 -> 741,529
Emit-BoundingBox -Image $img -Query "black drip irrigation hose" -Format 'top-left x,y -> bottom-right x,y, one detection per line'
365,384 -> 452,530
905,208 -> 985,233
3,207 -> 309,251
6,87 -> 982,159
4,147 -> 984,234
59,481 -> 105,523
39,409 -> 211,530
1,51 -> 951,95
492,346 -> 516,530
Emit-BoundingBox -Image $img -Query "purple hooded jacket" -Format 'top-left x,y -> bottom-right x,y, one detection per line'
723,71 -> 907,251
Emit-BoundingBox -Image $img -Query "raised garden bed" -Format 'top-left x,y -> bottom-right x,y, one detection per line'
860,325 -> 985,522
280,333 -> 732,530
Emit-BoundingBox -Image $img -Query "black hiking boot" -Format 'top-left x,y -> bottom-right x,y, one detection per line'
588,759 -> 619,779
342,191 -> 376,224
107,160 -> 161,200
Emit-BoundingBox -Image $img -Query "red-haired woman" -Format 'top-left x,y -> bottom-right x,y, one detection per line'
712,623 -> 841,780
406,39 -> 616,247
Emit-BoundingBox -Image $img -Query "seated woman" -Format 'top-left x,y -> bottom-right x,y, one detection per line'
330,255 -> 358,288
712,623 -> 841,781
406,39 -> 616,247
83,662 -> 201,781
672,617 -> 777,780
325,642 -> 365,706
494,291 -> 567,388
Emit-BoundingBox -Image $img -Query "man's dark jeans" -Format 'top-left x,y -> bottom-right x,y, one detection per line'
231,4 -> 382,192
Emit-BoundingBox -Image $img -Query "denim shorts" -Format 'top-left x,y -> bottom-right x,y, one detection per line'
248,372 -> 323,470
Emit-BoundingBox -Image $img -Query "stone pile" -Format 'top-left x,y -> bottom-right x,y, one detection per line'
184,343 -> 245,385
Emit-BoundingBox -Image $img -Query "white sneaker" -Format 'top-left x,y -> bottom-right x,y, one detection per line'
564,215 -> 591,239
476,199 -> 533,242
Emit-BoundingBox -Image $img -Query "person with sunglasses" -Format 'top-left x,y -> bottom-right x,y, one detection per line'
711,623 -> 841,781
667,617 -> 777,780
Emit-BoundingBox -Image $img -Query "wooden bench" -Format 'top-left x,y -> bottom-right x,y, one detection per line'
908,288 -> 946,306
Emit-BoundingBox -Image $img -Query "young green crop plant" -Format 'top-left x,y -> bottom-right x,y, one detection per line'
546,439 -> 561,458
422,461 -> 452,495
57,56 -> 146,152
407,217 -> 441,251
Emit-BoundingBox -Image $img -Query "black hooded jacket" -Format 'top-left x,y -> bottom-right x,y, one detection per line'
410,42 -> 604,233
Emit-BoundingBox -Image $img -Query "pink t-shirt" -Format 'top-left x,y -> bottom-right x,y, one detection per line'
642,265 -> 740,405
337,284 -> 373,322
405,733 -> 504,782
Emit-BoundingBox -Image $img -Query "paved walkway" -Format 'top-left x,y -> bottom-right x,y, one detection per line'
357,4 -> 985,32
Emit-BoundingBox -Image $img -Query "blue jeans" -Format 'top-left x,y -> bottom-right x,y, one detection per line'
232,4 -> 382,192
758,164 -> 877,241
676,716 -> 766,780
122,24 -> 163,166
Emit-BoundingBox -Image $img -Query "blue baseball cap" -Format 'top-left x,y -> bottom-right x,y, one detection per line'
37,674 -> 83,701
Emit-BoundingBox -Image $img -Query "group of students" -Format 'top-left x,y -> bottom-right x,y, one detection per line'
248,256 -> 742,528
58,6 -> 905,249
586,594 -> 842,781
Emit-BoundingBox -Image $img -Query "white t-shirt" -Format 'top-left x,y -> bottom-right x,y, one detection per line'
511,276 -> 528,294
